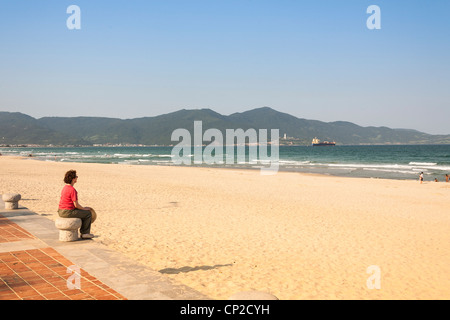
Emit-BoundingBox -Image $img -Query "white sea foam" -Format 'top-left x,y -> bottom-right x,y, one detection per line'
278,160 -> 311,165
328,163 -> 413,170
157,154 -> 175,158
409,162 -> 437,166
431,165 -> 450,171
363,168 -> 417,175
119,160 -> 140,164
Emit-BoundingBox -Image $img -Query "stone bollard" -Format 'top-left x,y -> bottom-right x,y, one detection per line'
2,193 -> 21,210
55,218 -> 82,242
228,291 -> 279,300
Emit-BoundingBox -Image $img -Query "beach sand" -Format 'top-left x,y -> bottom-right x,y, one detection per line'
1,156 -> 449,300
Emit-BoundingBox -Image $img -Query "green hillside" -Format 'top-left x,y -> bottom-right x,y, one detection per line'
0,112 -> 90,145
1,108 -> 449,146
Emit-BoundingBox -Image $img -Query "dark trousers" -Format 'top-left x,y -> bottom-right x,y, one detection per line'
58,209 -> 92,234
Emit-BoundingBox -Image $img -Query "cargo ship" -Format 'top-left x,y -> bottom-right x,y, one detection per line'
312,137 -> 336,146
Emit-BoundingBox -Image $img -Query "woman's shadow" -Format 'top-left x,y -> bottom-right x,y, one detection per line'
159,263 -> 232,275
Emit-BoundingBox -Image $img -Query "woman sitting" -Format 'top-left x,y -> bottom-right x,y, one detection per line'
58,170 -> 94,239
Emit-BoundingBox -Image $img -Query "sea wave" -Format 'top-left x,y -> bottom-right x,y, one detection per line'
409,162 -> 437,166
327,163 -> 413,170
363,168 -> 418,175
431,165 -> 450,171
156,154 -> 175,158
278,160 -> 311,165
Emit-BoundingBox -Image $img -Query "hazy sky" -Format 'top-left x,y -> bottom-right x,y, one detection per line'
0,0 -> 449,134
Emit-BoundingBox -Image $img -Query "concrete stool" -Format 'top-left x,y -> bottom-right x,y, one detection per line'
228,291 -> 279,300
55,218 -> 82,242
2,193 -> 21,210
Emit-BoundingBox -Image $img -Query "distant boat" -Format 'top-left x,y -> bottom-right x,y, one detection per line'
312,137 -> 336,146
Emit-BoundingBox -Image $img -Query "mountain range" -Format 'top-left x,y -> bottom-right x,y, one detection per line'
1,107 -> 449,146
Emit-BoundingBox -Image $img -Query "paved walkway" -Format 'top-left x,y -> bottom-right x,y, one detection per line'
0,197 -> 210,300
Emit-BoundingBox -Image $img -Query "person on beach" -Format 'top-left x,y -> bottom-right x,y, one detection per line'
419,172 -> 424,184
58,170 -> 94,239
446,174 -> 449,183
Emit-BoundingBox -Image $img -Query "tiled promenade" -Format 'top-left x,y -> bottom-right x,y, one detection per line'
0,246 -> 126,300
0,198 -> 209,300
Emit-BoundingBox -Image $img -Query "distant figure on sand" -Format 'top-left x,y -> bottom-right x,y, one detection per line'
58,170 -> 95,239
419,172 -> 424,184
446,174 -> 449,183
435,178 -> 438,182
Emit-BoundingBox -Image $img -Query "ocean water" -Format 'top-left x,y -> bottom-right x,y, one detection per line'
1,145 -> 449,181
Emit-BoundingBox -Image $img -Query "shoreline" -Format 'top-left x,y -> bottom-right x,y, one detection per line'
1,156 -> 449,299
2,143 -> 450,147
3,153 -> 448,183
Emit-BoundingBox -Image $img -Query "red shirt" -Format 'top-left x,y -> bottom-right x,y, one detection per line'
59,185 -> 78,210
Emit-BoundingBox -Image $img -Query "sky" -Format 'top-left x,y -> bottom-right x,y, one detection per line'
0,0 -> 449,134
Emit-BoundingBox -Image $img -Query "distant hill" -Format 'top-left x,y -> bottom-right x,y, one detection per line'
1,108 -> 449,146
0,112 -> 89,145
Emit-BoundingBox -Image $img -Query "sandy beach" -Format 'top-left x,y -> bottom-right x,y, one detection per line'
1,156 -> 449,300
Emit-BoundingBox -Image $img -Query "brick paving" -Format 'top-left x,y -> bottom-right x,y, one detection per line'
0,199 -> 209,301
0,215 -> 126,300
0,214 -> 35,243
